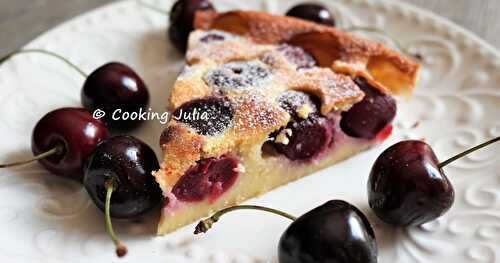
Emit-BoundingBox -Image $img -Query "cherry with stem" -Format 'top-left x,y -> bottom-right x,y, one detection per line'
104,178 -> 128,258
0,145 -> 63,168
0,50 -> 106,178
368,136 -> 500,227
0,108 -> 109,181
195,200 -> 378,263
83,135 -> 163,256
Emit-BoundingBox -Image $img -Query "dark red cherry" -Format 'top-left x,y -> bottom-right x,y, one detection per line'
83,135 -> 162,218
286,3 -> 336,27
172,155 -> 239,202
168,0 -> 215,52
81,62 -> 149,130
173,96 -> 234,136
83,135 -> 162,257
368,140 -> 454,226
194,200 -> 377,263
340,77 -> 396,139
279,200 -> 377,263
273,114 -> 333,161
29,107 -> 109,181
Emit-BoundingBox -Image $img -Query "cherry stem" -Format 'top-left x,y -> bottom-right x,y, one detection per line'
0,49 -> 88,78
343,26 -> 421,60
105,178 -> 128,258
194,205 -> 297,234
439,136 -> 500,168
137,0 -> 168,15
0,145 -> 64,168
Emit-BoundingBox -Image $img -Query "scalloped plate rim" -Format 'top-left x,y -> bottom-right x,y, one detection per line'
1,0 -> 500,262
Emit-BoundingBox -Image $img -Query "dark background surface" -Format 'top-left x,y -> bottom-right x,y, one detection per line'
1,0 -> 500,55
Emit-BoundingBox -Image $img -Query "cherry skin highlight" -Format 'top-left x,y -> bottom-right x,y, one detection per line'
81,62 -> 150,130
286,3 -> 336,27
279,200 -> 377,263
368,140 -> 455,226
83,135 -> 162,257
31,107 -> 109,181
194,200 -> 378,263
83,135 -> 162,218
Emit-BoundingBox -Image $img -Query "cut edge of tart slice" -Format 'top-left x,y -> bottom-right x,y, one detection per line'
153,10 -> 420,235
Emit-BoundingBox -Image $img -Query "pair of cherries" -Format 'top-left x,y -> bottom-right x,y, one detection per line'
165,0 -> 335,52
0,50 -> 162,256
164,0 -> 419,61
0,107 -> 162,257
196,136 -> 499,262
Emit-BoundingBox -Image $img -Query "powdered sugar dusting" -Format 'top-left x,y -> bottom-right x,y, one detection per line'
160,29 -> 369,192
178,64 -> 204,80
276,44 -> 317,69
277,90 -> 319,116
289,68 -> 365,113
203,60 -> 273,91
231,93 -> 288,133
186,37 -> 273,65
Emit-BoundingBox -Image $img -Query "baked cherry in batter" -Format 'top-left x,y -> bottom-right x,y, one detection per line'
340,77 -> 396,140
172,155 -> 239,202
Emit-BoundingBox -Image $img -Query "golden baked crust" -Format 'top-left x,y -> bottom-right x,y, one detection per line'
194,10 -> 420,96
155,34 -> 365,190
153,10 -> 423,235
154,10 -> 420,211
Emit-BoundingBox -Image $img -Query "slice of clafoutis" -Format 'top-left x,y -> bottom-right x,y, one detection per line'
153,10 -> 420,235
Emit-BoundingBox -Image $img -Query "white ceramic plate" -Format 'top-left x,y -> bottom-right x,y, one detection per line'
1,0 -> 499,262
